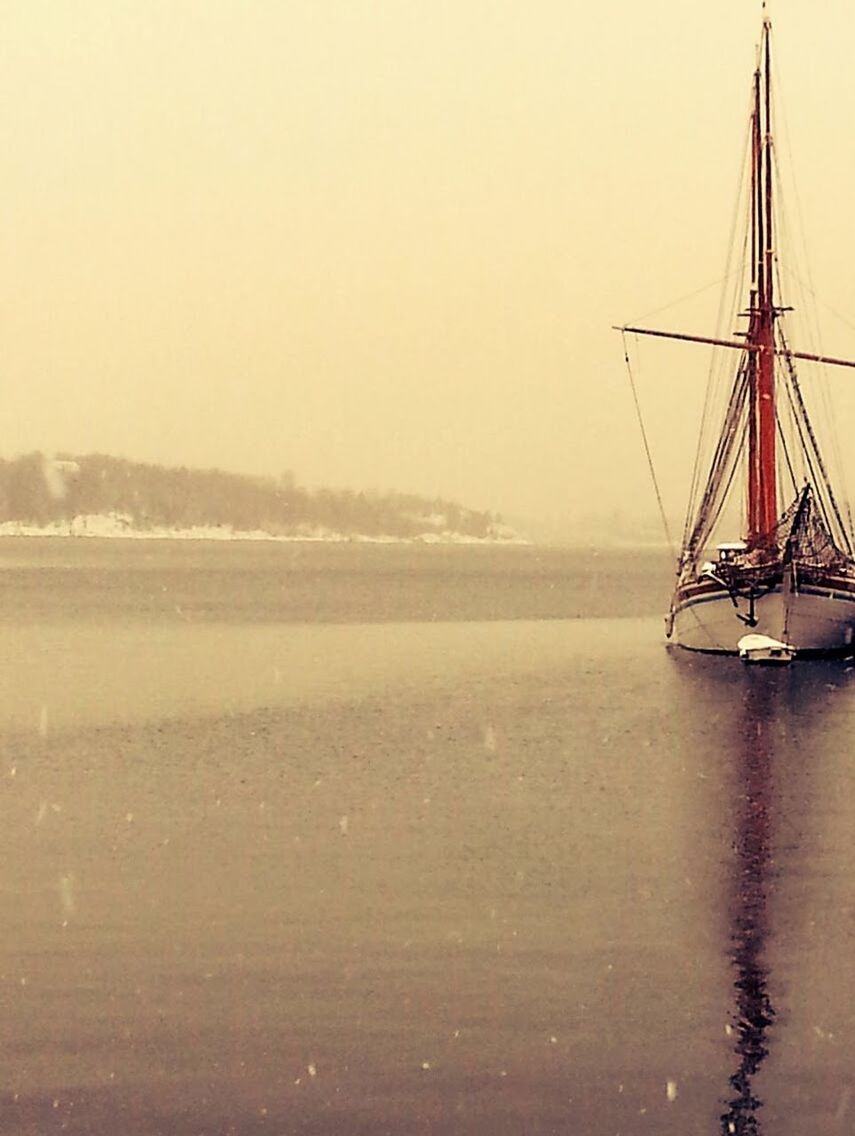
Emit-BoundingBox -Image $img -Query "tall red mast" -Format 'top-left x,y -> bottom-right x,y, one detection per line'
748,19 -> 777,546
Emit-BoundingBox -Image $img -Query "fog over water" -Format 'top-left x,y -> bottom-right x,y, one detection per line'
4,3 -> 855,529
5,3 -> 855,1131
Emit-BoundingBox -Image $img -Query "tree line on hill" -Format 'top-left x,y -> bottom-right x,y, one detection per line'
0,452 -> 504,539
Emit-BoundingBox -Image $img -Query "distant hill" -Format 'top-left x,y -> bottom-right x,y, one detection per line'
0,452 -> 523,543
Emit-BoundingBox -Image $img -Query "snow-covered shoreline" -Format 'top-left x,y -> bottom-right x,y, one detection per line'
0,513 -> 529,545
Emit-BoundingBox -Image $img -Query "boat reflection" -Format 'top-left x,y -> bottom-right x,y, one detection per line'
721,671 -> 777,1135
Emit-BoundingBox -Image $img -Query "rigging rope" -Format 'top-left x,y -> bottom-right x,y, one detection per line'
683,98 -> 754,554
626,272 -> 744,330
777,330 -> 853,554
684,362 -> 749,560
771,66 -> 855,542
621,333 -> 676,560
775,397 -> 799,500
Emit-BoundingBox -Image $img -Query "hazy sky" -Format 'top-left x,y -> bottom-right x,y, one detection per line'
4,1 -> 855,526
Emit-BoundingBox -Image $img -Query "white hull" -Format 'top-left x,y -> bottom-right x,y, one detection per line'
670,586 -> 855,655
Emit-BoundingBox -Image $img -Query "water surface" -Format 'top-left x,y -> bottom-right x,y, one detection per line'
0,540 -> 851,1134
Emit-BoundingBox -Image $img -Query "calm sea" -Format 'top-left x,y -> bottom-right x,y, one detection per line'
0,538 -> 852,1135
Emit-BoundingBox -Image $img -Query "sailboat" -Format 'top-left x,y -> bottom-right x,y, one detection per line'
617,15 -> 855,658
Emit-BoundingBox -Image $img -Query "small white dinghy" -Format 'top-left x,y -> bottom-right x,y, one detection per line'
737,633 -> 795,665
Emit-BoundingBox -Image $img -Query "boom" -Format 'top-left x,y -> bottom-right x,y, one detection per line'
614,325 -> 855,372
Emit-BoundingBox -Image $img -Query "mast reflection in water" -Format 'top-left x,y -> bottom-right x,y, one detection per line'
721,673 -> 777,1135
